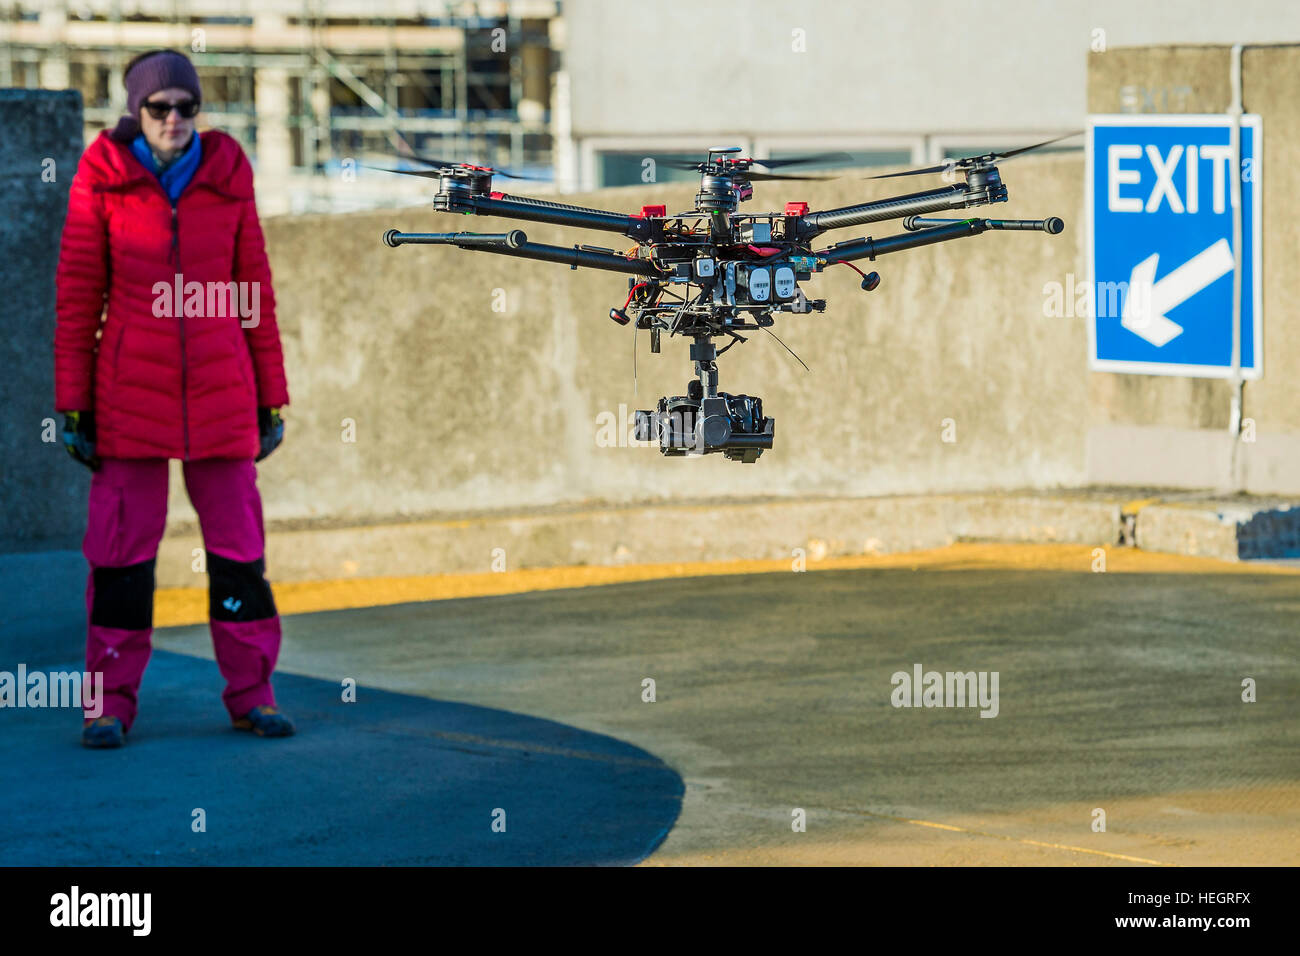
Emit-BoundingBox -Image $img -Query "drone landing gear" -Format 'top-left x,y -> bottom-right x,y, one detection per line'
633,336 -> 775,462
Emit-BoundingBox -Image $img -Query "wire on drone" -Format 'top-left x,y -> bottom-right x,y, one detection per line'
622,282 -> 652,309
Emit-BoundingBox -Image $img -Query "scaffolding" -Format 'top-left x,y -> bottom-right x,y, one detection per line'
1,0 -> 561,211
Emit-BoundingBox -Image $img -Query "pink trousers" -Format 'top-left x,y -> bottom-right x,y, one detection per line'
83,457 -> 282,731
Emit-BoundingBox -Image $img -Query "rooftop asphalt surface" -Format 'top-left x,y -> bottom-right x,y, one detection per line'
5,544 -> 1297,865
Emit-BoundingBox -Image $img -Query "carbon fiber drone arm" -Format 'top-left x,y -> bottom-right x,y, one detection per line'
488,192 -> 637,221
442,192 -> 654,241
798,184 -> 970,235
382,228 -> 659,276
814,216 -> 1063,263
815,218 -> 991,262
797,173 -> 1007,238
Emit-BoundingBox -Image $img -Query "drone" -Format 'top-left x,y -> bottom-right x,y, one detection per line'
380,138 -> 1070,462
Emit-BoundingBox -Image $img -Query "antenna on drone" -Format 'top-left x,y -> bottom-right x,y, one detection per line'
761,326 -> 811,373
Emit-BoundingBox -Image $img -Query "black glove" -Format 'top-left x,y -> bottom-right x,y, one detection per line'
256,406 -> 284,462
62,410 -> 100,471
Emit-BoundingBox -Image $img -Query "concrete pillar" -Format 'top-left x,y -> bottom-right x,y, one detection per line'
311,76 -> 332,167
518,19 -> 549,125
108,61 -> 125,116
38,4 -> 70,90
548,18 -> 577,192
253,13 -> 293,204
0,89 -> 88,666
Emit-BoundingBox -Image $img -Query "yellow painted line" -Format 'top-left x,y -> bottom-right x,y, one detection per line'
1122,497 -> 1162,514
154,542 -> 1300,628
901,818 -> 967,832
829,806 -> 1175,866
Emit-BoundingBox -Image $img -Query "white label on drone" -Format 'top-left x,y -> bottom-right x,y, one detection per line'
695,257 -> 715,278
748,267 -> 771,302
773,266 -> 796,299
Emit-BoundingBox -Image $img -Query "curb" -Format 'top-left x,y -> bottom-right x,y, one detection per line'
157,491 -> 1124,586
1135,499 -> 1300,561
151,490 -> 1300,588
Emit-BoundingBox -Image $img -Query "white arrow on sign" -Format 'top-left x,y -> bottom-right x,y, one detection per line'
1120,238 -> 1236,347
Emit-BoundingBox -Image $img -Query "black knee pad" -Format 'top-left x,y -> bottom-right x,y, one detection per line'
207,551 -> 277,622
91,559 -> 156,630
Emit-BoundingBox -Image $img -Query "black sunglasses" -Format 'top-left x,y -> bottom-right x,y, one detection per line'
143,98 -> 200,120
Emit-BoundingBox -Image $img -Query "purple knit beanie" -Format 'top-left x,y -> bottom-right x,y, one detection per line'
109,50 -> 202,142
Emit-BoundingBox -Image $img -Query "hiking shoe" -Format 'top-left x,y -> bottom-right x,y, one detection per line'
233,705 -> 295,737
82,716 -> 125,749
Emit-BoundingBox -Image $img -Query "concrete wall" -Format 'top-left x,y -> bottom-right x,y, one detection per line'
564,0 -> 1300,136
163,149 -> 1092,530
0,89 -> 86,665
7,44 -> 1298,602
1085,45 -> 1300,492
149,44 -> 1300,534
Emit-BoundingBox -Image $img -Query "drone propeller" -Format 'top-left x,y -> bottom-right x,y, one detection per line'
659,158 -> 721,171
367,153 -> 575,187
656,162 -> 829,182
749,151 -> 853,170
865,131 -> 1082,180
659,149 -> 852,172
365,165 -> 444,179
403,153 -> 548,180
744,171 -> 834,182
399,153 -> 460,168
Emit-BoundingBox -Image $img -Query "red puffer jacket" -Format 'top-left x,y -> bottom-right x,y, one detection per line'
54,128 -> 289,460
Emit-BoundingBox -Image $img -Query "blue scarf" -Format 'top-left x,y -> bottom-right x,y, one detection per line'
130,131 -> 202,204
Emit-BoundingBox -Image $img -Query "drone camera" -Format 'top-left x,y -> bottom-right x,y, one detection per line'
634,391 -> 775,462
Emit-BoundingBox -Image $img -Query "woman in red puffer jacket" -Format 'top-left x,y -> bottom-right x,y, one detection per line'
55,49 -> 296,748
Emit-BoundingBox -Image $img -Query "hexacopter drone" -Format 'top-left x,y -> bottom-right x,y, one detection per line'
381,138 -> 1069,462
